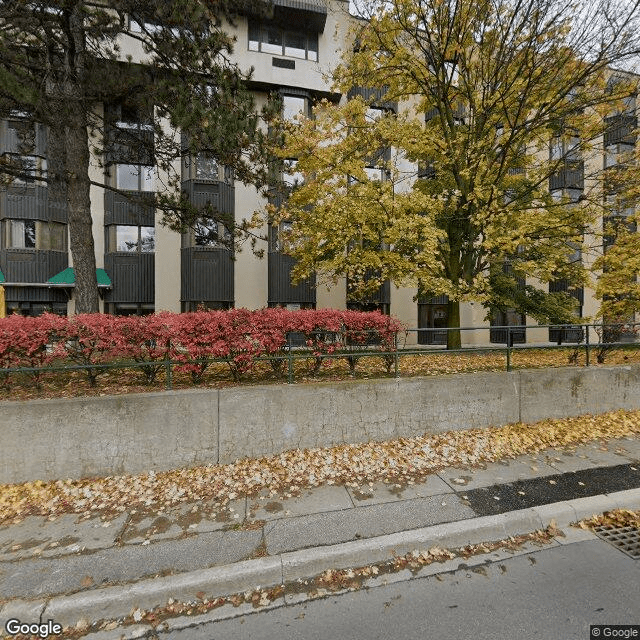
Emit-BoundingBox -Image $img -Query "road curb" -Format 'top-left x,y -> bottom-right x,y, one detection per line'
1,489 -> 639,632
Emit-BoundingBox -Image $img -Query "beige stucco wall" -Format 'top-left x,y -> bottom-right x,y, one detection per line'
154,112 -> 182,313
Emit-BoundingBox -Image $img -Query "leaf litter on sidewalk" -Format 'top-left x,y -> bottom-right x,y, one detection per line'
0,409 -> 639,524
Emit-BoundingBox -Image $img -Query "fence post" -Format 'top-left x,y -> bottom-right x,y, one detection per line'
287,332 -> 294,384
585,324 -> 590,367
506,327 -> 512,372
164,357 -> 172,390
394,331 -> 399,378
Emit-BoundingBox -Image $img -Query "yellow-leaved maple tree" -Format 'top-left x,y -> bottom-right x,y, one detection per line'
267,0 -> 640,347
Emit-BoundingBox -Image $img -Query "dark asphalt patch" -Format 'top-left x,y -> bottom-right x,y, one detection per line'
464,463 -> 640,517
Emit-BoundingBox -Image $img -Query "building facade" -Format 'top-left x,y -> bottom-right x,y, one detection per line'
0,0 -> 637,346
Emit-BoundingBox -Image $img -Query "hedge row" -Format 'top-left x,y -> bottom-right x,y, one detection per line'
0,308 -> 403,387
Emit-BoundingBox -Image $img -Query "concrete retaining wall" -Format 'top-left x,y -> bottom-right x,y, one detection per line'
1,365 -> 639,484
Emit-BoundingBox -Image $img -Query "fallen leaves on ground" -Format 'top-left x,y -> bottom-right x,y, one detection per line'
578,508 -> 640,530
54,526 -> 558,638
2,346 -> 639,402
0,410 -> 638,524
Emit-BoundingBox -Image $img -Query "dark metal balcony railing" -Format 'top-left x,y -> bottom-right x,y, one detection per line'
604,114 -> 637,147
549,160 -> 584,191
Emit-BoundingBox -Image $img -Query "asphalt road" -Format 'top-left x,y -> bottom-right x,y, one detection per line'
159,537 -> 640,640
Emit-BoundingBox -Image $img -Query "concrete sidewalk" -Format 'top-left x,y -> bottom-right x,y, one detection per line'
1,435 -> 639,631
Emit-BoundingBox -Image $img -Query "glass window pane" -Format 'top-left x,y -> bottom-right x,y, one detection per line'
550,139 -> 562,161
248,21 -> 260,51
116,164 -> 140,190
195,154 -> 218,180
283,159 -> 303,187
38,221 -> 49,249
366,107 -> 383,122
307,33 -> 318,61
49,222 -> 66,251
365,166 -> 383,181
9,220 -> 25,248
140,166 -> 155,191
181,155 -> 192,178
194,220 -> 218,246
285,31 -> 306,59
116,226 -> 139,252
140,226 -> 155,252
24,220 -> 36,247
8,120 -> 35,153
262,27 -> 283,54
283,95 -> 306,122
11,155 -> 38,183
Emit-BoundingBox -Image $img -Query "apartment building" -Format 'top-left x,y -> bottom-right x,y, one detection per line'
0,0 -> 637,346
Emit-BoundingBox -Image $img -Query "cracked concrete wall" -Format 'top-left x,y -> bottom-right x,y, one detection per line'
518,365 -> 640,422
217,371 -> 520,464
1,365 -> 640,483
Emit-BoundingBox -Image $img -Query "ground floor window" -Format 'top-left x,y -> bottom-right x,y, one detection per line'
4,300 -> 67,316
106,303 -> 154,316
417,296 -> 448,345
180,301 -> 232,312
490,309 -> 526,345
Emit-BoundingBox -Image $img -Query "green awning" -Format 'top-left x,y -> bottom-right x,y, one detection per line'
47,267 -> 112,287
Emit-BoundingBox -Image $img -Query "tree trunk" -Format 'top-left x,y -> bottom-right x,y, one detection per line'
66,109 -> 99,314
446,298 -> 462,349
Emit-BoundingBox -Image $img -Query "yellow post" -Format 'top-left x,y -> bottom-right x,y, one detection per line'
0,286 -> 5,318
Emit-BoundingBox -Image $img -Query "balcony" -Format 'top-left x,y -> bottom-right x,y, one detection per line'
104,190 -> 155,226
181,246 -> 234,305
246,0 -> 327,32
0,185 -> 66,222
268,251 -> 316,305
604,114 -> 637,147
103,252 -> 154,304
549,160 -> 584,191
181,180 -> 234,217
0,249 -> 67,284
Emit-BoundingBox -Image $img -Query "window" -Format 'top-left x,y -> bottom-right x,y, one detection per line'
7,219 -> 35,248
107,303 -> 155,316
181,152 -> 220,181
345,106 -> 389,183
105,99 -> 154,167
7,118 -> 36,153
114,164 -> 155,191
605,195 -> 635,219
605,142 -> 634,169
39,221 -> 66,251
283,159 -> 303,188
248,21 -> 318,61
269,220 -> 294,251
3,220 -> 66,250
130,17 -> 163,34
282,95 -> 308,122
187,219 -> 229,247
550,135 -> 580,161
4,154 -> 47,184
109,225 -> 155,252
129,15 -> 183,36
278,96 -> 309,192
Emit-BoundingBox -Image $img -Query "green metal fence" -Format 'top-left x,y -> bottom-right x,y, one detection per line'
0,322 -> 638,389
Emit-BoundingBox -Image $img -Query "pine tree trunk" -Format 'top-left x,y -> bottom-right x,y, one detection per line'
63,3 -> 99,315
65,108 -> 99,314
446,298 -> 462,349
